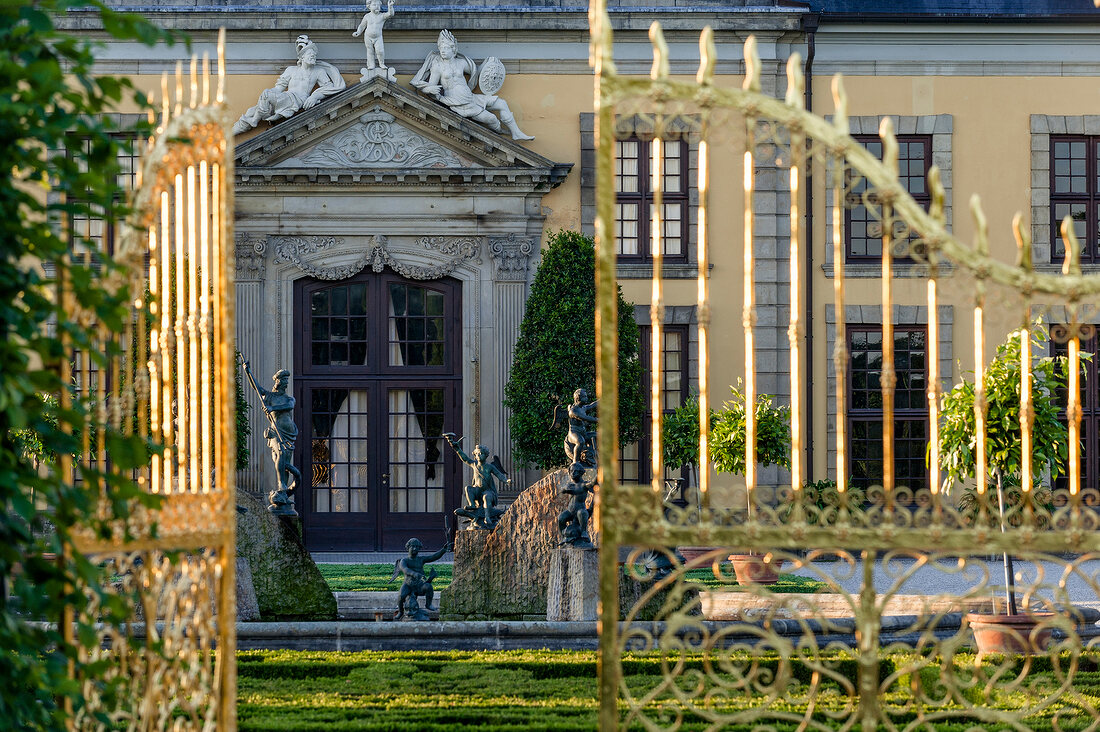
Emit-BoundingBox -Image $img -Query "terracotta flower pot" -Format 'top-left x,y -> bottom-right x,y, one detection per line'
966,612 -> 1056,655
729,553 -> 784,585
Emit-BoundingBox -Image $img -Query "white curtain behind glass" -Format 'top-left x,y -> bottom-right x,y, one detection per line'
330,390 -> 370,512
387,292 -> 444,513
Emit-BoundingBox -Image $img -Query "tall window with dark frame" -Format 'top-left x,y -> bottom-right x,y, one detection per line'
68,134 -> 142,259
615,137 -> 688,262
621,324 -> 689,485
846,135 -> 931,262
1052,330 -> 1099,490
848,326 -> 929,491
68,134 -> 141,483
1050,136 -> 1100,262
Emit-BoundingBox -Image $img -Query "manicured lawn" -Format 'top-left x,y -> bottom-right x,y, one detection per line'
317,563 -> 825,593
318,563 -> 453,592
237,649 -> 1100,731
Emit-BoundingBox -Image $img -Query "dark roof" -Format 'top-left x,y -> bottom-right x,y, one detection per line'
809,0 -> 1100,16
809,0 -> 1100,17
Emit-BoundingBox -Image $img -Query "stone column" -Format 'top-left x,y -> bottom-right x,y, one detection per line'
488,234 -> 534,486
235,233 -> 268,495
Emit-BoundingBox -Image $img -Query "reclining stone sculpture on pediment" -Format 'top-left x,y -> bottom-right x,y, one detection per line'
232,35 -> 347,136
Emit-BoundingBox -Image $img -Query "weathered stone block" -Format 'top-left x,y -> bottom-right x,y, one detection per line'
438,530 -> 491,618
236,556 -> 260,622
546,547 -> 599,621
441,469 -> 586,619
236,489 -> 336,620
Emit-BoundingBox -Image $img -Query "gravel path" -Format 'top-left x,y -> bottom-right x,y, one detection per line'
785,554 -> 1100,607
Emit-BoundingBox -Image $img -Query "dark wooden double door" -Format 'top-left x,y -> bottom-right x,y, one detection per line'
294,272 -> 461,551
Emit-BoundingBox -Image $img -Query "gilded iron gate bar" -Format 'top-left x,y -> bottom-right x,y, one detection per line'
66,32 -> 237,731
592,3 -> 1100,730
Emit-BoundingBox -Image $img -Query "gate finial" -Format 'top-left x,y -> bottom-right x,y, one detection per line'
878,117 -> 898,177
785,54 -> 804,109
589,4 -> 615,75
928,166 -> 946,224
831,74 -> 848,132
649,22 -> 669,79
971,194 -> 989,256
697,26 -> 716,84
743,36 -> 761,92
1061,215 -> 1083,276
1013,212 -> 1032,271
174,60 -> 183,117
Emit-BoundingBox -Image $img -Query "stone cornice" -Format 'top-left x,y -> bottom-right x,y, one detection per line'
66,8 -> 806,34
235,166 -> 571,192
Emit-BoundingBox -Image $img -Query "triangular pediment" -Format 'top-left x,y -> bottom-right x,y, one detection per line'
274,107 -> 475,169
234,77 -> 570,188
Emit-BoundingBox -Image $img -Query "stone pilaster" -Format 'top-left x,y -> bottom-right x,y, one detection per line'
235,232 -> 268,495
752,58 -> 793,489
489,234 -> 534,482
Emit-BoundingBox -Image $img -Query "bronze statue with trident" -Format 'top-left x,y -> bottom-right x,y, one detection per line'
240,355 -> 301,516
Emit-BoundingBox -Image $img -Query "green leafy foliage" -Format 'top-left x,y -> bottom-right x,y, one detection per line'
0,2 -> 173,728
662,394 -> 702,471
938,324 -> 1070,488
661,387 -> 791,476
503,231 -> 643,470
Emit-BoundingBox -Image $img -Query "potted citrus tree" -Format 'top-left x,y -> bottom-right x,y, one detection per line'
662,385 -> 791,582
939,322 -> 1070,653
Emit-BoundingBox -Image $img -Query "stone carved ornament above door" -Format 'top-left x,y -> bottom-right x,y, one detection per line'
283,108 -> 474,169
271,234 -> 482,281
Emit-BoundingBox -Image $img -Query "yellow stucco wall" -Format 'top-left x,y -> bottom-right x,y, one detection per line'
124,63 -> 1100,490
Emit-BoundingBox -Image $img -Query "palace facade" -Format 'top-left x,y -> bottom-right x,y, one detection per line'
74,0 -> 1100,550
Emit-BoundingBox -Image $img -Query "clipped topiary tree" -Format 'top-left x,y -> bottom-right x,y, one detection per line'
504,230 -> 643,470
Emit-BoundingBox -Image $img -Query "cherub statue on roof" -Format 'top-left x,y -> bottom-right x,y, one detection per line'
411,29 -> 534,141
353,0 -> 396,82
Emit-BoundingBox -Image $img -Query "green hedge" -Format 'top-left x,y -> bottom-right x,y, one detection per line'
237,649 -> 1099,731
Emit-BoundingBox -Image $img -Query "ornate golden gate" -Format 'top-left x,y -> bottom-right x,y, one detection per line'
66,35 -> 238,731
592,7 -> 1100,731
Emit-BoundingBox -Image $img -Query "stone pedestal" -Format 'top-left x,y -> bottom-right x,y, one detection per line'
236,556 -> 260,621
547,546 -> 599,621
360,66 -> 396,83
